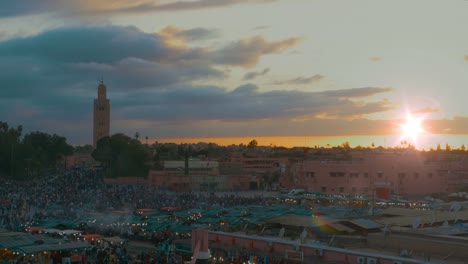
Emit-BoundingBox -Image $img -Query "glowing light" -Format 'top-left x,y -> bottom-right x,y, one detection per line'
399,113 -> 426,145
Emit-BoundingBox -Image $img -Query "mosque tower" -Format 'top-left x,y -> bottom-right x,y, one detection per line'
93,79 -> 110,148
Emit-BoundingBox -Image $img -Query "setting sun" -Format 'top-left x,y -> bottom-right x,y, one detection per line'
400,113 -> 426,144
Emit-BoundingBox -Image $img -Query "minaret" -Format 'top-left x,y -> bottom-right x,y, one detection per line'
93,79 -> 110,148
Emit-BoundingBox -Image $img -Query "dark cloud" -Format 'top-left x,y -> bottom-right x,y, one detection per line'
0,24 -> 398,145
0,26 -> 167,63
0,25 -> 299,99
1,81 -> 398,144
111,84 -> 396,122
0,0 -> 279,18
0,24 -> 305,143
243,68 -> 270,80
271,74 -> 324,85
0,0 -> 65,17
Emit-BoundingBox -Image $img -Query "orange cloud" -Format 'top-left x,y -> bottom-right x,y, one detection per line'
159,25 -> 189,48
369,56 -> 382,62
413,107 -> 439,114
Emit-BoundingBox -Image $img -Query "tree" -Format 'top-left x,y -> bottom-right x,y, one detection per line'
0,121 -> 73,179
92,133 -> 150,178
74,144 -> 94,154
341,141 -> 351,149
0,122 -> 23,178
248,139 -> 258,149
21,132 -> 73,176
445,143 -> 452,151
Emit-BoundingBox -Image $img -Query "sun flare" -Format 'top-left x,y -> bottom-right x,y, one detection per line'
399,113 -> 426,144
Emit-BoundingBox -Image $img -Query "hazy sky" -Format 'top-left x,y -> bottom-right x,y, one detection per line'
2,0 -> 468,148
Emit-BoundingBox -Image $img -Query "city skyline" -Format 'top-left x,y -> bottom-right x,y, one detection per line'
2,0 -> 468,149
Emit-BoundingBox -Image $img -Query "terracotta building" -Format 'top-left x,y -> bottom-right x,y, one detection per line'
93,79 -> 110,148
282,149 -> 468,196
145,154 -> 288,192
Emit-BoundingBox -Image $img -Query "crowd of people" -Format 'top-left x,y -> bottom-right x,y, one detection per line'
0,168 -> 281,263
0,168 -> 270,234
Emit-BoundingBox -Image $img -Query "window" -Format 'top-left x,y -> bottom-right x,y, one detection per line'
351,187 -> 357,193
364,173 -> 368,178
350,172 -> 359,178
339,187 -> 344,193
321,186 -> 327,192
427,173 -> 433,179
414,173 -> 419,179
398,173 -> 406,179
377,173 -> 383,178
329,172 -> 345,177
306,172 -> 315,178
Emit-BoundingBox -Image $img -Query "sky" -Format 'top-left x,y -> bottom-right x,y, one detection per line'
2,0 -> 468,149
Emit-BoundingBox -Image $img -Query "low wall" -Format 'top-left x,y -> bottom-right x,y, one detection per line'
207,231 -> 432,264
367,231 -> 468,260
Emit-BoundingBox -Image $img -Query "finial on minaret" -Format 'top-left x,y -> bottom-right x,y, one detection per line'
100,77 -> 104,84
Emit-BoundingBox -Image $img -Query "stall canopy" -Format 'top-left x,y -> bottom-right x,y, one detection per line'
103,236 -> 126,244
81,234 -> 103,240
17,241 -> 91,254
0,234 -> 65,249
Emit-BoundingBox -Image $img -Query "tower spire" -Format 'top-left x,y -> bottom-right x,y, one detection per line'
93,79 -> 110,148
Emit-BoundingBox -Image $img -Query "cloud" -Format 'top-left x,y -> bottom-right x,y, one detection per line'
0,0 -> 279,18
321,87 -> 394,98
159,25 -> 219,47
0,24 -> 398,145
0,0 -> 65,17
107,84 -> 396,144
253,25 -> 271,30
212,36 -> 302,68
0,25 -> 168,63
243,68 -> 270,80
271,74 -> 324,85
464,55 -> 468,61
423,116 -> 468,135
0,24 -> 300,139
369,56 -> 382,62
124,0 -> 278,13
111,84 -> 396,122
413,107 -> 439,114
0,25 -> 299,98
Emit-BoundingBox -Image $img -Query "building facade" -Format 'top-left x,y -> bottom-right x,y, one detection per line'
144,154 -> 288,192
282,149 -> 468,196
93,80 -> 110,148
